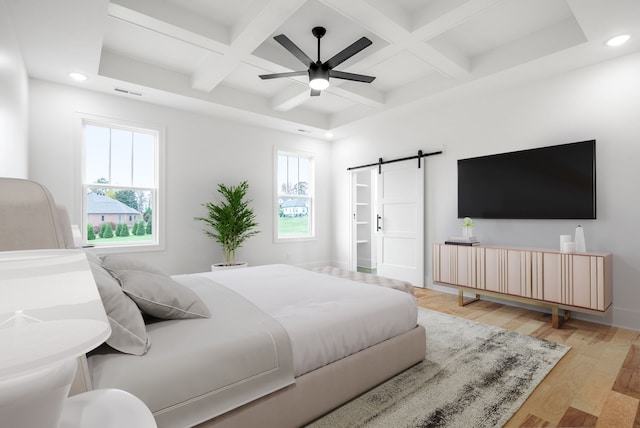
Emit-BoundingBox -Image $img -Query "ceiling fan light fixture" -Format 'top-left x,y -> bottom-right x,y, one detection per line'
309,77 -> 329,90
308,65 -> 329,90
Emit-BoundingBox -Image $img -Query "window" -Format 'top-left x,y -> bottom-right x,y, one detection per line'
80,115 -> 162,250
275,149 -> 314,240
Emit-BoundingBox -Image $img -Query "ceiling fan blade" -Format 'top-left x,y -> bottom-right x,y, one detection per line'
329,70 -> 376,83
259,71 -> 308,80
310,89 -> 321,96
274,34 -> 314,68
325,37 -> 372,69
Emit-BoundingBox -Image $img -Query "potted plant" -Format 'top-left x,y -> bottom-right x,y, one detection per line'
195,181 -> 259,269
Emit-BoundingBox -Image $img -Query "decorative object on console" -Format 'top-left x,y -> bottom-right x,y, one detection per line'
575,225 -> 586,252
561,241 -> 576,253
559,234 -> 572,251
445,237 -> 479,246
462,216 -> 474,238
195,181 -> 259,268
0,249 -> 111,428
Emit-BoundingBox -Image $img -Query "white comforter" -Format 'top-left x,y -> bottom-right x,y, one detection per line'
194,264 -> 419,377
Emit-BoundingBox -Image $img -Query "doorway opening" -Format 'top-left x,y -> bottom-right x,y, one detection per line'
351,168 -> 377,274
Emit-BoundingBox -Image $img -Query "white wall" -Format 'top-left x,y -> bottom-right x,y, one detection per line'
332,52 -> 640,331
0,0 -> 29,178
28,79 -> 332,274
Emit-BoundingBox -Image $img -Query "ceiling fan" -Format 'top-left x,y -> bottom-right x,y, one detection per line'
259,26 -> 376,96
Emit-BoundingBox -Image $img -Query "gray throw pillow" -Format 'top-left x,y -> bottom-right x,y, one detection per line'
114,270 -> 211,319
87,258 -> 151,355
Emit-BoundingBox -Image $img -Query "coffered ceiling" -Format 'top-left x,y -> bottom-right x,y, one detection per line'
6,0 -> 640,139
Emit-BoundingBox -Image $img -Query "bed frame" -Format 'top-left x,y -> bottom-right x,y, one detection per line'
195,325 -> 426,428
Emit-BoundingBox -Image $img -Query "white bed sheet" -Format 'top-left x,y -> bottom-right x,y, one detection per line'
193,264 -> 418,377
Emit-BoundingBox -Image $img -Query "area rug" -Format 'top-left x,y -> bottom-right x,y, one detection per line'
308,308 -> 569,428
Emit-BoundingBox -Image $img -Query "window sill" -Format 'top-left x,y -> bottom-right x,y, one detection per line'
82,242 -> 164,255
274,236 -> 317,244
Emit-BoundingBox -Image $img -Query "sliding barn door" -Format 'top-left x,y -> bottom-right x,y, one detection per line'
376,161 -> 424,286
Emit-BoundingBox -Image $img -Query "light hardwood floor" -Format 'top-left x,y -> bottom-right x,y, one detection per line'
414,288 -> 640,428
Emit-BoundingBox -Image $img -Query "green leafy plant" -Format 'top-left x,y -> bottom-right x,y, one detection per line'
195,181 -> 259,266
462,217 -> 474,228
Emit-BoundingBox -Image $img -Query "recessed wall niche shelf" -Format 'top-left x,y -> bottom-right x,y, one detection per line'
432,243 -> 612,328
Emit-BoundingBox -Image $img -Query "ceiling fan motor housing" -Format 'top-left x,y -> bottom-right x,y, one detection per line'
312,26 -> 326,39
308,63 -> 329,80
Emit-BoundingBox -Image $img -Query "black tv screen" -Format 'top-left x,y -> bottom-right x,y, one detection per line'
457,140 -> 596,219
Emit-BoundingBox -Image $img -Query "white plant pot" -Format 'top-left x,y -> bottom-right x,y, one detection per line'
210,262 -> 248,272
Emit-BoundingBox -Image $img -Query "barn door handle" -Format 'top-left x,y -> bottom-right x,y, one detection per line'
376,215 -> 382,231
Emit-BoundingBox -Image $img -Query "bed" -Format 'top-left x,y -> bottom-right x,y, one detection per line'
88,263 -> 425,427
0,178 -> 426,428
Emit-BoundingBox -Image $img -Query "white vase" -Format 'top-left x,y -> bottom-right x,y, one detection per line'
463,227 -> 473,238
574,226 -> 586,252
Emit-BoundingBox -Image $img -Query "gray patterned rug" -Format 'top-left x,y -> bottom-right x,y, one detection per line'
309,308 -> 569,428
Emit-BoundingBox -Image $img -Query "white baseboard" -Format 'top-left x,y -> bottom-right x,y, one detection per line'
292,260 -> 333,270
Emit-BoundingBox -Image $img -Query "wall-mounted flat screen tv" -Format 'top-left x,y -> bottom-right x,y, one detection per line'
457,140 -> 596,219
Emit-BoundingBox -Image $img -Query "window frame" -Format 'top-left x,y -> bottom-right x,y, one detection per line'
77,113 -> 165,254
273,147 -> 316,242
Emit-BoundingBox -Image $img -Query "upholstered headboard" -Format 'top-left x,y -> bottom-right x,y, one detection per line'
0,177 -> 75,251
0,177 -> 93,394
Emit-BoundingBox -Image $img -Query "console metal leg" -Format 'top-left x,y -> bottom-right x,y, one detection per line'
458,290 -> 480,306
552,307 -> 571,329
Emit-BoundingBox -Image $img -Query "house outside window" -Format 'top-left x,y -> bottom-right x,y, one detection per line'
275,149 -> 314,241
79,114 -> 163,251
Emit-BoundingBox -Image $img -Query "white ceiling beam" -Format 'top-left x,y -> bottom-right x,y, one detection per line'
99,50 -> 329,129
358,0 -> 411,31
320,0 -> 471,79
326,84 -> 384,108
191,0 -> 308,92
108,0 -> 229,49
319,0 -> 411,42
409,40 -> 470,78
271,85 -> 311,111
412,0 -> 506,39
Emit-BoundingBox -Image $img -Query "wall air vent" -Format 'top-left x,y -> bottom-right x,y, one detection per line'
114,87 -> 142,96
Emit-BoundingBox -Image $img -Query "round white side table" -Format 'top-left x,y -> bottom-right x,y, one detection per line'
60,389 -> 156,428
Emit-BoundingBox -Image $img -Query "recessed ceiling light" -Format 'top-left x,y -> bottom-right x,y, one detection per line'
325,132 -> 334,138
69,72 -> 87,81
606,34 -> 631,47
